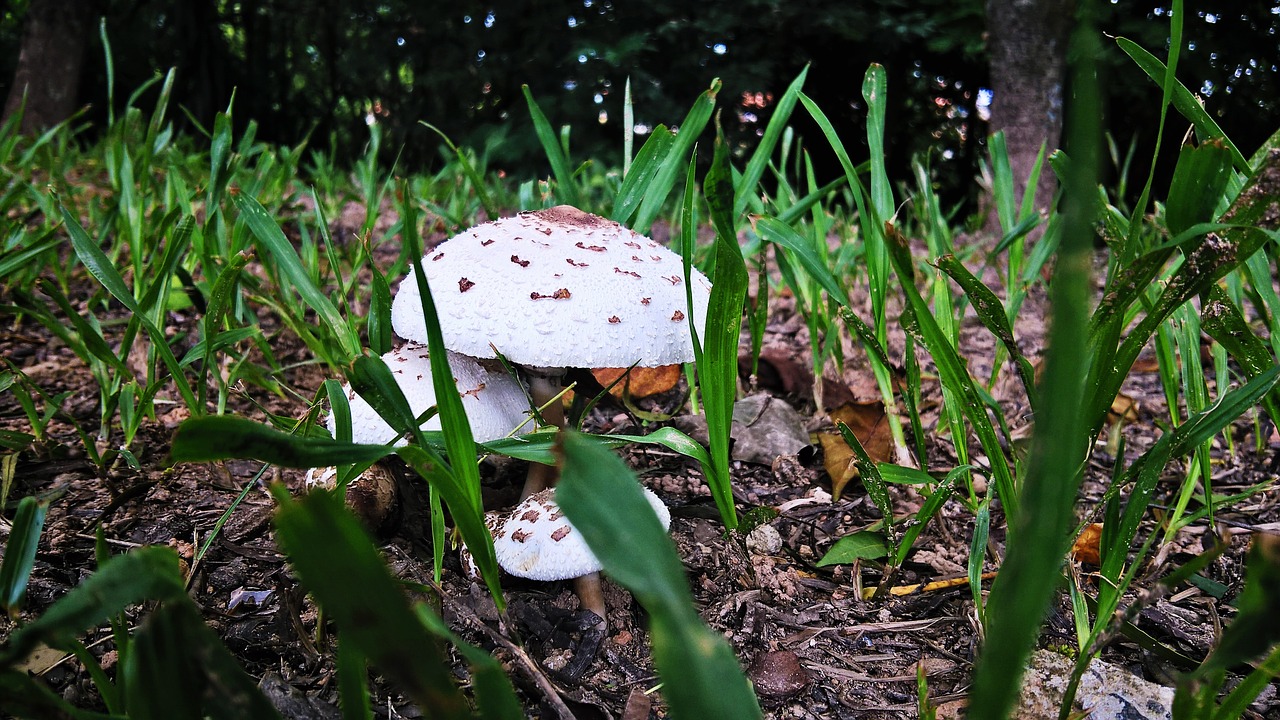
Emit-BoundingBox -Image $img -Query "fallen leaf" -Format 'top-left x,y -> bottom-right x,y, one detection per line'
1072,523 -> 1104,566
591,364 -> 681,399
818,401 -> 895,498
1108,391 -> 1139,425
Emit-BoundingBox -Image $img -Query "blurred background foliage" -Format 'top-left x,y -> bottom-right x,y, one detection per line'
1,0 -> 1277,211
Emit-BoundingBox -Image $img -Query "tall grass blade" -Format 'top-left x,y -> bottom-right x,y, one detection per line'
0,496 -> 46,614
522,85 -> 582,208
232,192 -> 360,360
556,432 -> 761,720
631,80 -> 720,235
700,128 -> 747,529
967,8 -> 1100,715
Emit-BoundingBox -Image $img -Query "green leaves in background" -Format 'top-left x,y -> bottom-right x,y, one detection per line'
556,432 -> 762,720
232,191 -> 361,361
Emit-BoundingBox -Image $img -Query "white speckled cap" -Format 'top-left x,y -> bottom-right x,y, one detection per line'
492,487 -> 671,581
326,343 -> 531,446
391,205 -> 712,369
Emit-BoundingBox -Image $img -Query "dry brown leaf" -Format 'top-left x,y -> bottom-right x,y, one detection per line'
1072,523 -> 1104,566
818,401 -> 895,499
1108,391 -> 1139,425
591,364 -> 681,399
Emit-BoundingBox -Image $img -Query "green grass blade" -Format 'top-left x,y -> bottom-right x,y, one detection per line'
337,636 -> 372,720
700,130 -> 747,529
56,201 -> 197,410
1200,286 -> 1280,423
1116,37 -> 1249,172
421,122 -> 497,218
522,85 -> 582,207
835,422 -> 892,545
556,432 -> 761,720
967,10 -> 1100,714
269,486 -> 472,718
0,546 -> 184,666
123,597 -> 281,720
734,67 -> 809,217
414,607 -> 523,720
935,255 -> 1039,409
612,124 -> 674,225
232,191 -> 360,360
754,216 -> 851,306
0,496 -> 47,614
887,234 -> 1018,519
1165,140 -> 1234,237
169,416 -> 393,468
631,80 -> 720,234
401,196 -> 483,513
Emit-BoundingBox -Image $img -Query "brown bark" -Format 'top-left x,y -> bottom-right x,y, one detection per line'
985,0 -> 1074,220
3,0 -> 93,134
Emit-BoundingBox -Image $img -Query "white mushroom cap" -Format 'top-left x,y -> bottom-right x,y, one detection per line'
492,487 -> 671,581
326,343 -> 531,446
391,205 -> 712,369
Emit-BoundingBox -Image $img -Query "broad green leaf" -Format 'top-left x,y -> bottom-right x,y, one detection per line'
817,532 -> 888,567
556,432 -> 762,720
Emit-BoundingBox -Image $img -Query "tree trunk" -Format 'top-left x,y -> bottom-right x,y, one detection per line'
985,0 -> 1073,221
2,0 -> 93,134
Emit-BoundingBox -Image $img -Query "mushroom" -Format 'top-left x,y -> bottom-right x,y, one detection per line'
491,487 -> 671,631
309,342 -> 531,530
326,342 -> 532,446
390,205 -> 712,496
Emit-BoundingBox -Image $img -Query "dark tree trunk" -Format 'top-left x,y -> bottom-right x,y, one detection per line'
2,0 -> 93,133
985,0 -> 1073,221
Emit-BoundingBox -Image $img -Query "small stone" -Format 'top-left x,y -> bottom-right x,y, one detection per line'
746,524 -> 783,555
748,650 -> 811,699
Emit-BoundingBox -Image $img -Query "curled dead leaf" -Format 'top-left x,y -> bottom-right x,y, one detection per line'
1072,523 -> 1104,566
591,364 -> 681,399
817,401 -> 895,499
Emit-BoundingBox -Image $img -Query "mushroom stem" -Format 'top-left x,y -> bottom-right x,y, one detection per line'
572,572 -> 608,632
521,373 -> 567,498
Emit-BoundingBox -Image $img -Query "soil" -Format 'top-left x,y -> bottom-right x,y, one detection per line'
2,221 -> 1279,719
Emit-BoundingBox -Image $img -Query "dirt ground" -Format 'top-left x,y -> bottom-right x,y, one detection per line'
3,228 -> 1279,719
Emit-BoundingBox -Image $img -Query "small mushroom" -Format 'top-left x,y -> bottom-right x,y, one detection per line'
491,487 -> 671,632
304,463 -> 399,532
326,342 -> 531,446
390,205 -> 712,496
